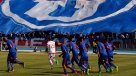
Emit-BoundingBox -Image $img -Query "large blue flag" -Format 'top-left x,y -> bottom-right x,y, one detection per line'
0,0 -> 136,34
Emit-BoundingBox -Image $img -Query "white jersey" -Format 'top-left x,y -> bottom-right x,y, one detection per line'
47,41 -> 56,53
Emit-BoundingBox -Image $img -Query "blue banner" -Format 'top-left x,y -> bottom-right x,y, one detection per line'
0,0 -> 136,34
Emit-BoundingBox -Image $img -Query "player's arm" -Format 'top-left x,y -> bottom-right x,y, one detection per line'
59,53 -> 63,57
59,46 -> 66,57
69,45 -> 72,53
45,44 -> 49,53
86,42 -> 90,52
97,45 -> 101,54
59,50 -> 66,57
45,47 -> 48,53
5,43 -> 12,50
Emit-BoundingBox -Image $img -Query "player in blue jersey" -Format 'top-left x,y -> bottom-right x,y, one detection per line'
69,37 -> 79,68
105,40 -> 118,72
77,37 -> 90,75
3,37 -> 24,72
95,39 -> 112,74
68,36 -> 87,73
58,39 -> 77,76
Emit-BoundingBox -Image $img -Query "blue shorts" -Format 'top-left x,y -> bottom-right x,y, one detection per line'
71,55 -> 79,63
63,57 -> 71,65
7,56 -> 16,63
101,54 -> 108,60
81,55 -> 88,61
98,54 -> 108,64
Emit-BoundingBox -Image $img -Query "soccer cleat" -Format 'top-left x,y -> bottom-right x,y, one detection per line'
98,72 -> 101,76
11,68 -> 14,72
21,62 -> 25,68
110,68 -> 113,73
111,68 -> 113,73
106,68 -> 112,73
116,66 -> 119,72
56,60 -> 59,65
86,69 -> 90,76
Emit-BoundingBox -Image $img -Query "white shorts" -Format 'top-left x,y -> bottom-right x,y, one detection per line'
48,54 -> 55,59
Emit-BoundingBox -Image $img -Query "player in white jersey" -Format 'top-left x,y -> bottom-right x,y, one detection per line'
46,37 -> 58,69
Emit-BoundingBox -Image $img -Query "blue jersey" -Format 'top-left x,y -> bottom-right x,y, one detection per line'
69,41 -> 78,56
105,43 -> 114,57
61,43 -> 70,58
78,41 -> 88,59
7,40 -> 16,58
97,42 -> 107,57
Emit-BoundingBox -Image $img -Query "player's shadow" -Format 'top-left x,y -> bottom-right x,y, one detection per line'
32,71 -> 64,75
26,67 -> 46,70
90,71 -> 99,73
42,71 -> 63,74
91,71 -> 109,74
0,70 -> 7,73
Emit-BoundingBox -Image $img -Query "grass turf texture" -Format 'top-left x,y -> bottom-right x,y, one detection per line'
0,52 -> 136,76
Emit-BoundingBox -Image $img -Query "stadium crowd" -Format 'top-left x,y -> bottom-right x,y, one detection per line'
0,31 -> 136,49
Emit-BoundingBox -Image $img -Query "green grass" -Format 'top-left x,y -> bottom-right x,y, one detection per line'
0,52 -> 136,76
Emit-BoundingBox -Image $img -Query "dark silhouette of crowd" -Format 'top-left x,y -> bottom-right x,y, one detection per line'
0,31 -> 136,50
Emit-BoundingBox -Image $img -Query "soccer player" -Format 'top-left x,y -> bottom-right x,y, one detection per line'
105,40 -> 118,72
69,37 -> 79,68
77,37 -> 90,75
3,37 -> 24,72
68,36 -> 86,72
46,36 -> 58,69
58,39 -> 77,76
95,39 -> 111,74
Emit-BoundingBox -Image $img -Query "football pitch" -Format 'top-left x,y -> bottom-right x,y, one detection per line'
0,52 -> 136,76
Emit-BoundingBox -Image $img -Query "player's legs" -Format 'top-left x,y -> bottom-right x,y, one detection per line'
7,60 -> 15,72
10,63 -> 14,71
71,56 -> 76,68
52,54 -> 58,65
7,61 -> 11,72
98,58 -> 108,74
74,56 -> 87,72
83,56 -> 90,69
82,55 -> 90,75
52,54 -> 56,62
66,57 -> 76,72
62,58 -> 68,75
108,57 -> 116,68
7,55 -> 13,72
104,59 -> 112,72
108,57 -> 118,72
13,59 -> 25,68
48,54 -> 54,69
64,57 -> 77,75
66,63 -> 77,75
98,62 -> 102,73
79,57 -> 89,75
98,56 -> 104,73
